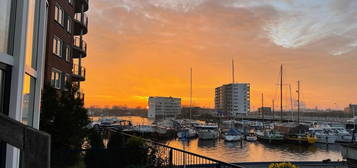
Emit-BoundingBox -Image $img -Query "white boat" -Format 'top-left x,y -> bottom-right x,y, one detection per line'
196,124 -> 219,140
223,128 -> 242,142
245,132 -> 257,142
331,127 -> 355,143
177,128 -> 197,139
309,128 -> 337,144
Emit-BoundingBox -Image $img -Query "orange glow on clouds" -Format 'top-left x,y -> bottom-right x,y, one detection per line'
82,0 -> 357,110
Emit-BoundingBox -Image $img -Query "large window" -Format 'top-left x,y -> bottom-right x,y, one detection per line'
51,69 -> 62,89
54,4 -> 64,26
0,0 -> 12,53
21,74 -> 36,126
53,36 -> 62,57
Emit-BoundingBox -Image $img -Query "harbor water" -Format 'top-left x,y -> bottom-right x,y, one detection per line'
94,116 -> 344,163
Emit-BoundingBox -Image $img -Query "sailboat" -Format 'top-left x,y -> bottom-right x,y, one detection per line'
177,68 -> 197,139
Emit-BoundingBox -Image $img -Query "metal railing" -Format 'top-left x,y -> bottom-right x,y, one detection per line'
73,36 -> 87,53
111,130 -> 244,168
0,113 -> 51,168
72,64 -> 86,79
74,13 -> 88,29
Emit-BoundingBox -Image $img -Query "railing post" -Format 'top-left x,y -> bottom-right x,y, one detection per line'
169,149 -> 173,168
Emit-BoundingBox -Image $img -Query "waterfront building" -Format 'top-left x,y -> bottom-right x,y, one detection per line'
44,0 -> 88,99
344,104 -> 357,117
0,0 -> 48,167
148,96 -> 181,120
215,83 -> 250,117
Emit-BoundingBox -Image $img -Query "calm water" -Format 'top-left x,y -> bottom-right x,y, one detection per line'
94,116 -> 344,163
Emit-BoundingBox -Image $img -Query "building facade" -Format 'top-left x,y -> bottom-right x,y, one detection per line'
44,0 -> 88,98
0,0 -> 48,167
148,97 -> 181,120
215,83 -> 250,117
345,104 -> 357,117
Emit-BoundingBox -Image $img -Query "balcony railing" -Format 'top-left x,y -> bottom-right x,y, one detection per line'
72,64 -> 86,81
74,13 -> 88,35
73,36 -> 87,57
0,113 -> 50,168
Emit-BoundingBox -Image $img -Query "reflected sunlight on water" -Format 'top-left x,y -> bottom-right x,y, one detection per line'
93,116 -> 343,162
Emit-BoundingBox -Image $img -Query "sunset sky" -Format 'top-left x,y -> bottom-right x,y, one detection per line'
82,0 -> 357,110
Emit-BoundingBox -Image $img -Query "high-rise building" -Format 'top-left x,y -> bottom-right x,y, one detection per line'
0,0 -> 48,167
44,0 -> 88,99
148,96 -> 181,120
215,83 -> 250,117
344,104 -> 357,117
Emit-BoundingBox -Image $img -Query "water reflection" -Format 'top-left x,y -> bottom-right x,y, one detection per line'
94,116 -> 343,162
197,139 -> 218,148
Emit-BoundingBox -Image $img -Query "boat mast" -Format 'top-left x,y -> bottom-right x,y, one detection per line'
280,64 -> 283,122
289,84 -> 293,122
272,99 -> 275,120
231,59 -> 235,119
297,80 -> 300,124
190,68 -> 192,120
260,93 -> 264,124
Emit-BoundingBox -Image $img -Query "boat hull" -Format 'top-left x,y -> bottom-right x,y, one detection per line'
198,131 -> 219,140
224,135 -> 241,142
246,136 -> 258,142
316,135 -> 337,144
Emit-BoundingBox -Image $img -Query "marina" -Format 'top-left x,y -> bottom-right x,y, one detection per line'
90,116 -> 356,164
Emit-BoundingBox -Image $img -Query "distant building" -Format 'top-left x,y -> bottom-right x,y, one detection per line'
215,83 -> 250,117
344,104 -> 357,117
258,107 -> 272,113
148,97 -> 181,120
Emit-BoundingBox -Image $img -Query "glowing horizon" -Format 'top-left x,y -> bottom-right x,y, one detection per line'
82,0 -> 357,110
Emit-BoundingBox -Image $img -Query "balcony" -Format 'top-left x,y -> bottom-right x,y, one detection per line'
75,0 -> 89,13
73,36 -> 87,58
73,13 -> 88,35
72,64 -> 86,81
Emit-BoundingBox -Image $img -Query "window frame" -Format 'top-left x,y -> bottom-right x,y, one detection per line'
51,68 -> 62,89
52,36 -> 62,57
54,3 -> 64,26
65,44 -> 71,62
66,17 -> 72,33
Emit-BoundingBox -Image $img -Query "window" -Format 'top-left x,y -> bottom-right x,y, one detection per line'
53,36 -> 62,57
0,0 -> 12,53
25,0 -> 37,69
22,74 -> 36,126
65,45 -> 71,62
54,4 -> 64,26
51,69 -> 62,89
66,18 -> 72,33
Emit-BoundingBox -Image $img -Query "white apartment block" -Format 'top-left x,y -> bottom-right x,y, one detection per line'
148,96 -> 181,120
215,83 -> 250,117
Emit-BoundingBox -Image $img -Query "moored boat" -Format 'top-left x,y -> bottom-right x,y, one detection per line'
245,132 -> 257,142
223,128 -> 242,142
196,124 -> 220,140
256,129 -> 284,142
177,127 -> 197,139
